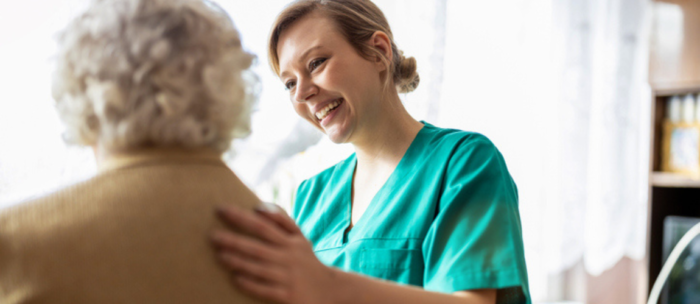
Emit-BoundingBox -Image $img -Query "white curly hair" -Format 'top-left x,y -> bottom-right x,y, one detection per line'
52,0 -> 257,152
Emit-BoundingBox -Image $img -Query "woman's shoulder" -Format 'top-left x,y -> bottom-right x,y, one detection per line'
421,123 -> 513,186
422,123 -> 500,157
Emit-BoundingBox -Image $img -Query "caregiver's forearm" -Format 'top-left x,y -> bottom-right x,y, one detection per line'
327,268 -> 496,304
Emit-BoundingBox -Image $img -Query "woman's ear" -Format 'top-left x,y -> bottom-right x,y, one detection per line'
369,31 -> 392,71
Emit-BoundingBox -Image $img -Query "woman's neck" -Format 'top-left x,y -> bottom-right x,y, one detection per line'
351,92 -> 424,168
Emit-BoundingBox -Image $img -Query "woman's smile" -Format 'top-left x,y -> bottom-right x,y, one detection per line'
315,98 -> 344,126
276,11 -> 387,144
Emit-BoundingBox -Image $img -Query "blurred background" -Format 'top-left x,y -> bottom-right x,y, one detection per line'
1,0 -> 699,303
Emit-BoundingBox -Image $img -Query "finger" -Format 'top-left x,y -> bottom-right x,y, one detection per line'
255,206 -> 302,235
216,206 -> 289,245
211,230 -> 282,263
234,276 -> 289,304
257,202 -> 286,214
221,253 -> 286,283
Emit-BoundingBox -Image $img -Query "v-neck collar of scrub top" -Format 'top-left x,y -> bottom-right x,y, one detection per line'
337,121 -> 433,243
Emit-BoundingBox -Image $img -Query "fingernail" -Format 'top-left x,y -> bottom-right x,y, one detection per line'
255,203 -> 278,213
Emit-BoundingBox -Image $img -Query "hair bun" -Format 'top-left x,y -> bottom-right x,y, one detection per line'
396,54 -> 419,93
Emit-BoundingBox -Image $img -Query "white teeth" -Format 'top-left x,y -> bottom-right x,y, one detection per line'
315,99 -> 342,121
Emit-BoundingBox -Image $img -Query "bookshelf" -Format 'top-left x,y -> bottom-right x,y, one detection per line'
651,172 -> 700,188
646,0 -> 700,299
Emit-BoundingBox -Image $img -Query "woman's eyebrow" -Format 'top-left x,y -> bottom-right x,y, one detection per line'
280,45 -> 323,78
299,45 -> 323,62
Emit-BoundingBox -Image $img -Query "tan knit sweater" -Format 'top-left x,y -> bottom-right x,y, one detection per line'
0,149 -> 265,304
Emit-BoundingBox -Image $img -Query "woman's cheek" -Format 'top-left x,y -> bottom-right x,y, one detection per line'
320,62 -> 343,89
293,103 -> 308,119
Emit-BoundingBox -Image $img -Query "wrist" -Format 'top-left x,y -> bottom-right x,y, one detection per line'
322,266 -> 352,304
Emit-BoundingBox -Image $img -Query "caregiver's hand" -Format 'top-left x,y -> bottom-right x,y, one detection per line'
211,205 -> 337,304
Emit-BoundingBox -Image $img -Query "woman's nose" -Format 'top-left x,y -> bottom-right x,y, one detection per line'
294,78 -> 317,102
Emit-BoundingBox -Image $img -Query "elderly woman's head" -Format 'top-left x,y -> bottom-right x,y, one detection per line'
52,0 -> 256,153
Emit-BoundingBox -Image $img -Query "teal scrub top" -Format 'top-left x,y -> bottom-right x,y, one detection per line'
293,122 -> 531,304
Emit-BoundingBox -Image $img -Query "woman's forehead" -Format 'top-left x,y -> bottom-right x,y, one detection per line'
277,15 -> 342,72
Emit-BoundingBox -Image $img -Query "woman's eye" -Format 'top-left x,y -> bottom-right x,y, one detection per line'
285,80 -> 296,91
309,58 -> 327,72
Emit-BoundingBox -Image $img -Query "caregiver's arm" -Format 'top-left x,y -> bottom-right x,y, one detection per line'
330,268 -> 496,304
210,206 -> 496,304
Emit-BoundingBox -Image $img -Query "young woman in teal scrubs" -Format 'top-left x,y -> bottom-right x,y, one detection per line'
211,1 -> 530,303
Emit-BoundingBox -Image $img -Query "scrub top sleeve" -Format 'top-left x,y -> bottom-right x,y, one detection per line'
422,135 -> 528,297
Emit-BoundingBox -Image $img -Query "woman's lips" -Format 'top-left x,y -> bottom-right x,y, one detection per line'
315,98 -> 343,121
319,98 -> 344,126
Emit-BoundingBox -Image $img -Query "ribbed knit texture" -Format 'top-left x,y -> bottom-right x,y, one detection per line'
0,150 -> 264,304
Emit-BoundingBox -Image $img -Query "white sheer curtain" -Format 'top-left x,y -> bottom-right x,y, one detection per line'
0,0 -> 652,302
549,0 -> 651,277
536,0 -> 651,301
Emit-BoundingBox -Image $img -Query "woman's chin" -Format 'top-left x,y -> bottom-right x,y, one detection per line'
326,131 -> 345,144
324,125 -> 351,144
327,135 -> 346,144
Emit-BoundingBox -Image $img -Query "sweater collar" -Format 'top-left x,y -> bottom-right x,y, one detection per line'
97,147 -> 225,173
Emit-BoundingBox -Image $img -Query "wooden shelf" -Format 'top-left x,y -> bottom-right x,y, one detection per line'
651,172 -> 700,188
646,1 -> 700,299
651,82 -> 700,96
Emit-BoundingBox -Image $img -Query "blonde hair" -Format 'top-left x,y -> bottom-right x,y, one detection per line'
52,0 -> 257,152
268,0 -> 419,93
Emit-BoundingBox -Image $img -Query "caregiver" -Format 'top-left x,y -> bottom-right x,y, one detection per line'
211,0 -> 530,303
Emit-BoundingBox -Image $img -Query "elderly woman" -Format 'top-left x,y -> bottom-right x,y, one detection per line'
0,0 -> 265,303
